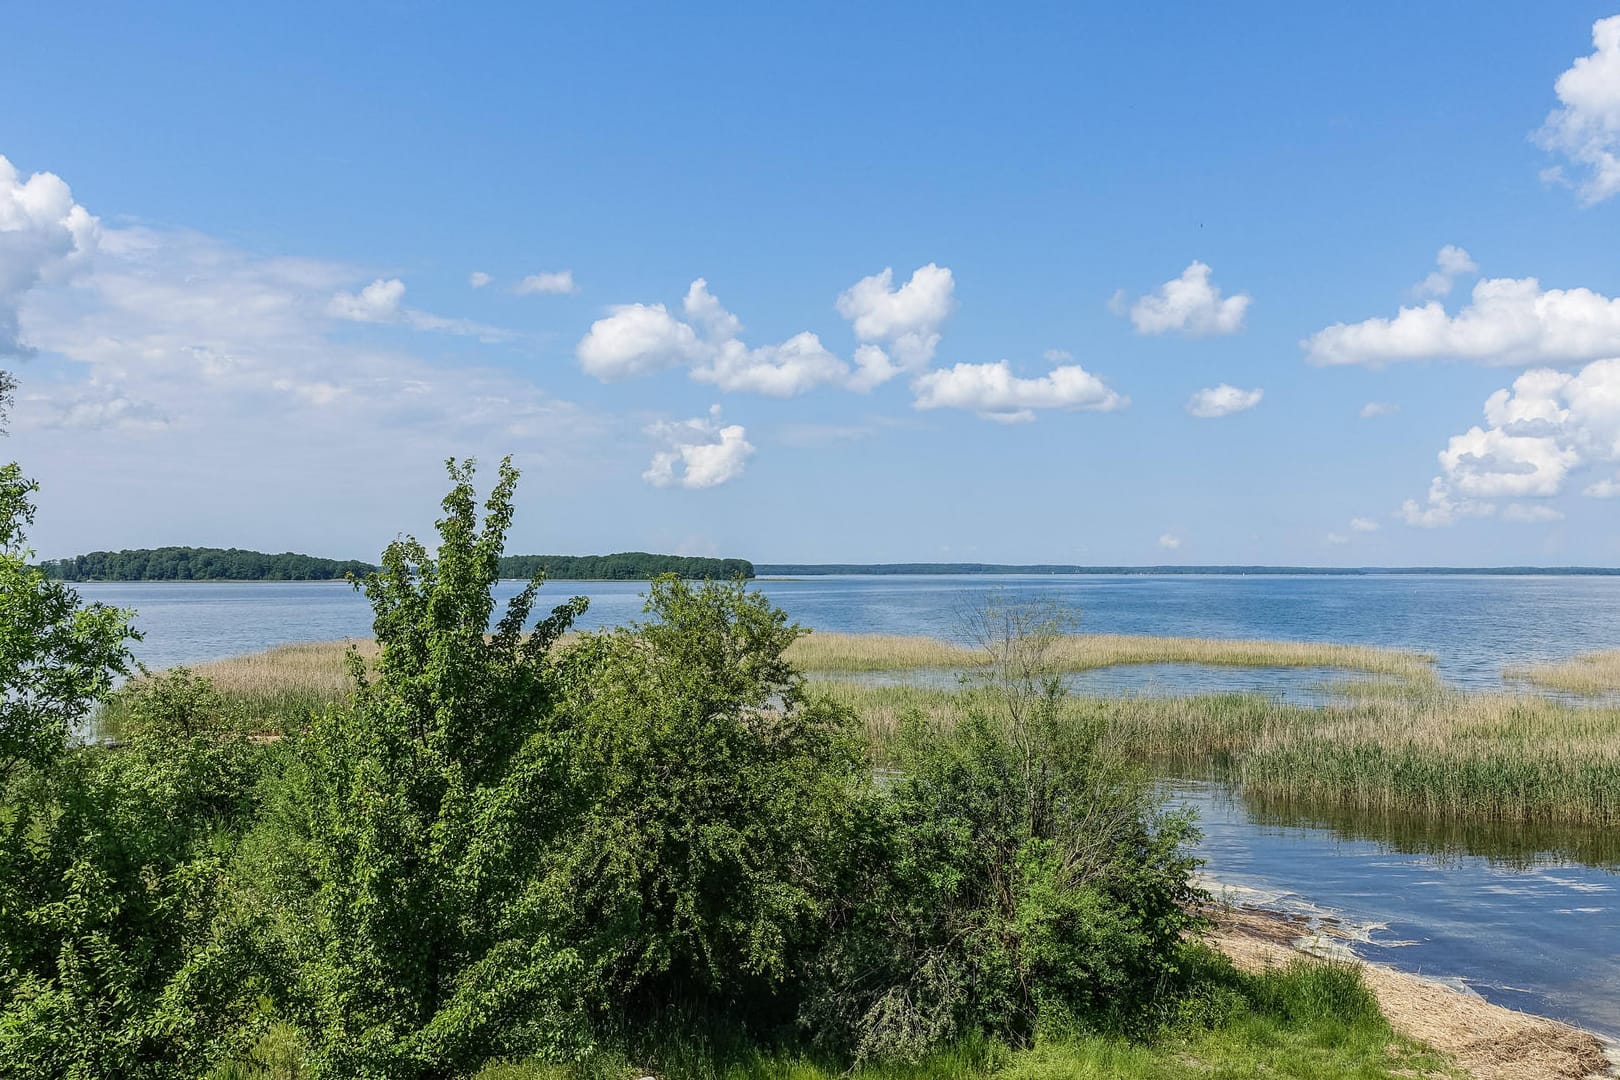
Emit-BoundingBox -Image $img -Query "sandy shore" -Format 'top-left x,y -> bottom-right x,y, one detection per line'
1203,903 -> 1616,1080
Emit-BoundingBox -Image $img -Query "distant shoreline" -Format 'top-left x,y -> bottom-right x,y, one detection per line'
754,564 -> 1620,577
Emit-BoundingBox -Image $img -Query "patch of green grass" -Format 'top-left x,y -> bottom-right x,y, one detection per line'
466,959 -> 1454,1080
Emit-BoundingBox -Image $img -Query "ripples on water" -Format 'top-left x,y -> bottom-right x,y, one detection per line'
1177,781 -> 1620,1040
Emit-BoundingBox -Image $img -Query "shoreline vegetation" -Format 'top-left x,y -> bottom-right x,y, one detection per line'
17,456 -> 1616,1079
35,546 -> 755,582
101,630 -> 1620,827
1508,648 -> 1620,695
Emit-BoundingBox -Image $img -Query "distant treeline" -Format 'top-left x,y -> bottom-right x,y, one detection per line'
38,547 -> 755,582
38,547 -> 376,582
756,563 -> 1620,576
498,553 -> 754,580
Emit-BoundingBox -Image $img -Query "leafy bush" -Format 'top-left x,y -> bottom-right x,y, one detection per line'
804,603 -> 1204,1061
545,577 -> 865,1020
0,671 -> 267,1078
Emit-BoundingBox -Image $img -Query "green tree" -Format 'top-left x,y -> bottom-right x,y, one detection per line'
0,672 -> 269,1078
547,577 -> 864,1022
271,458 -> 589,1078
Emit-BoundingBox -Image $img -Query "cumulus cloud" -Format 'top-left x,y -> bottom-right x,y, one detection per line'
911,359 -> 1127,423
1325,532 -> 1349,546
0,155 -> 99,357
578,265 -> 954,397
19,380 -> 169,432
1305,270 -> 1620,368
1350,517 -> 1379,533
643,405 -> 754,489
1360,401 -> 1400,419
1536,15 -> 1620,205
469,271 -> 492,288
1186,384 -> 1263,418
1413,245 -> 1478,298
1158,533 -> 1182,551
1123,261 -> 1250,336
515,270 -> 578,296
836,263 -> 956,382
1399,358 -> 1620,525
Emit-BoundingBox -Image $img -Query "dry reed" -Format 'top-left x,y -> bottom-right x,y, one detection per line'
1504,649 -> 1620,696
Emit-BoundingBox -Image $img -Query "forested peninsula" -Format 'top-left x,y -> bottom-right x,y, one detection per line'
37,546 -> 754,581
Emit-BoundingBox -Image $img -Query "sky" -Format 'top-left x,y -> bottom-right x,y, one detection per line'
3,3 -> 1620,566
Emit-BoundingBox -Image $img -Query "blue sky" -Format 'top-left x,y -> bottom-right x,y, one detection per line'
4,3 -> 1620,565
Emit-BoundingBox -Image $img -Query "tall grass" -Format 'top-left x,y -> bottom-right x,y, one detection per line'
107,633 -> 1620,825
817,680 -> 1620,826
784,632 -> 1438,684
1506,648 -> 1620,695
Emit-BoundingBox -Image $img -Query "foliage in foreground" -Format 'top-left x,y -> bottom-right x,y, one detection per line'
1,455 -> 1402,1079
471,952 -> 1453,1080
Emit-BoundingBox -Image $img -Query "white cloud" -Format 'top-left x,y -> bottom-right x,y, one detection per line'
577,302 -> 704,380
1413,245 -> 1478,298
20,380 -> 168,432
1157,533 -> 1182,551
1400,479 -> 1498,529
1350,517 -> 1379,533
0,154 -> 99,357
1123,261 -> 1250,336
1536,16 -> 1620,205
1305,271 -> 1620,368
1502,503 -> 1566,523
643,405 -> 754,489
515,270 -> 578,296
1186,384 -> 1263,418
1325,532 -> 1349,546
328,277 -> 507,340
1585,473 -> 1620,497
1360,401 -> 1400,419
328,277 -> 406,322
911,359 -> 1127,423
835,263 -> 955,377
469,271 -> 492,288
1399,357 -> 1620,525
578,266 -> 955,397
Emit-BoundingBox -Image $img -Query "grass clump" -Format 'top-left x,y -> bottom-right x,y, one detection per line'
817,681 -> 1620,826
784,631 -> 1437,685
1507,648 -> 1620,695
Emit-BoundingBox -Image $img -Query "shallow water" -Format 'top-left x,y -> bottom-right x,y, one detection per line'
1175,780 -> 1620,1039
73,573 -> 1620,691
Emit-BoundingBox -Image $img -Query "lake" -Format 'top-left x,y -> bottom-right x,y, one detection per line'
76,572 -> 1620,688
70,573 -> 1620,1040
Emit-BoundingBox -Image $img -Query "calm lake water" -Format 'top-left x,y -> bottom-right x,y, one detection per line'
77,572 -> 1620,687
72,573 -> 1620,1039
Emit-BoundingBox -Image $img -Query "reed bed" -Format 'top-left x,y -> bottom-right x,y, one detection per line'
103,633 -> 1620,825
1505,648 -> 1620,695
784,631 -> 1438,684
814,680 -> 1620,826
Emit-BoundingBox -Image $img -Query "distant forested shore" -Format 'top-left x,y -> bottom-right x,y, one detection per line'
36,546 -> 755,581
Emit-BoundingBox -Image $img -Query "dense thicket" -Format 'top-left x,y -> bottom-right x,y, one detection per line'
38,546 -> 376,581
1,458 -> 1202,1079
498,552 -> 754,580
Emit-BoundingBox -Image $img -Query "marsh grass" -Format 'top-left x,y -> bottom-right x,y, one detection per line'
1506,648 -> 1620,696
104,633 -> 1620,824
817,681 -> 1620,826
784,632 -> 1438,685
